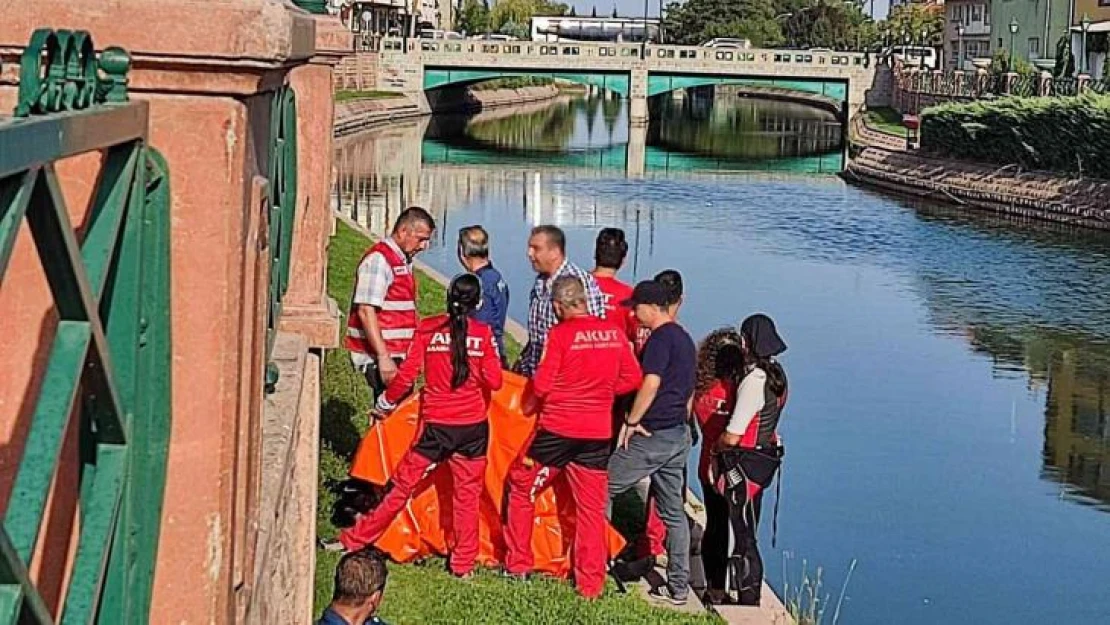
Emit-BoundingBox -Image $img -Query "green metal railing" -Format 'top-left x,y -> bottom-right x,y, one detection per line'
0,29 -> 171,624
265,84 -> 298,392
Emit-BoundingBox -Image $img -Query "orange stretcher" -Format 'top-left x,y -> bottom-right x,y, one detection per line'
349,371 -> 627,577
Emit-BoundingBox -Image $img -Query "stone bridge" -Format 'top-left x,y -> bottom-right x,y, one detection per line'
374,38 -> 882,124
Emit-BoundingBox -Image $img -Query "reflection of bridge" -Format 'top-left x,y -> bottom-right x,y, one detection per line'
375,39 -> 880,124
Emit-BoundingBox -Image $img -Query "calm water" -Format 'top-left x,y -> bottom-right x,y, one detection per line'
332,93 -> 1110,624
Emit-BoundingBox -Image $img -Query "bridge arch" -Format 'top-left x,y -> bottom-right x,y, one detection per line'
647,73 -> 847,101
424,68 -> 631,97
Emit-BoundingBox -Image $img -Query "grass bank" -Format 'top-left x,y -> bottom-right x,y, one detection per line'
863,107 -> 908,138
316,220 -> 714,624
335,89 -> 408,103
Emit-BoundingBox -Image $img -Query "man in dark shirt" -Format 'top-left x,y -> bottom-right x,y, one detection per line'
609,280 -> 697,606
458,225 -> 510,367
317,549 -> 390,625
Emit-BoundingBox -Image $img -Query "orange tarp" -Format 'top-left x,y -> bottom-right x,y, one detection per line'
349,371 -> 626,576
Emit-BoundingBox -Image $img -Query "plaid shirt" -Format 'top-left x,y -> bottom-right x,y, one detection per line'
350,236 -> 407,367
518,260 -> 607,378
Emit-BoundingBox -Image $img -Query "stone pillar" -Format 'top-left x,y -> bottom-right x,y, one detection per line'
281,16 -> 349,349
1002,71 -> 1018,95
626,123 -> 647,177
1038,71 -> 1053,96
629,67 -> 649,126
0,1 -> 324,623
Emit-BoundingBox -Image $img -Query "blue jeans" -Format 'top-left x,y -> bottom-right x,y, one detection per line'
608,424 -> 692,598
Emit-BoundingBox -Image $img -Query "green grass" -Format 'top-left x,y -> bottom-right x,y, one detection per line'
317,221 -> 712,623
335,89 -> 408,103
863,107 -> 908,138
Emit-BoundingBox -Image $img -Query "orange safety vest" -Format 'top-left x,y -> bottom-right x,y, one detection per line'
345,239 -> 417,360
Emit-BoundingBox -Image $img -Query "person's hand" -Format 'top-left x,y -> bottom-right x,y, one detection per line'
369,408 -> 387,423
618,422 -> 652,449
378,358 -> 398,384
716,431 -> 740,451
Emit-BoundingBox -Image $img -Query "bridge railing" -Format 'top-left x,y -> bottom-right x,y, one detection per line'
0,29 -> 171,623
385,38 -> 872,73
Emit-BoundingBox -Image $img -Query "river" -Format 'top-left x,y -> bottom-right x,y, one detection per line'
332,91 -> 1110,624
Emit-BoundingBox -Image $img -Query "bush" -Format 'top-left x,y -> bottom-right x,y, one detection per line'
919,94 -> 1110,178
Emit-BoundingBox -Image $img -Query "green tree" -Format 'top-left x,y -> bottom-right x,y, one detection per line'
456,0 -> 490,35
591,5 -> 597,17
490,0 -> 568,33
881,3 -> 945,48
612,5 -> 618,17
663,0 -> 785,47
782,1 -> 877,49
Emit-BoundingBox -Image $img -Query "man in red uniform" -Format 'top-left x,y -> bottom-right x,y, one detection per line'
504,275 -> 642,598
590,227 -> 638,345
346,207 -> 436,398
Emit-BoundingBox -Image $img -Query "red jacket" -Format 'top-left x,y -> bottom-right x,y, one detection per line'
693,379 -> 738,483
593,274 -> 640,347
383,315 -> 503,425
532,315 -> 643,440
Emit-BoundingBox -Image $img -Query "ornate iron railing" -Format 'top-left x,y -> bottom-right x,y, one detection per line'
0,29 -> 171,624
265,85 -> 298,391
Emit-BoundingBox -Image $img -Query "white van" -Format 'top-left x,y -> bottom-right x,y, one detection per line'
700,38 -> 752,49
885,46 -> 938,69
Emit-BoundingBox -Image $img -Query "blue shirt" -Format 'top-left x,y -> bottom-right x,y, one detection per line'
317,608 -> 388,625
639,322 -> 696,431
472,263 -> 510,365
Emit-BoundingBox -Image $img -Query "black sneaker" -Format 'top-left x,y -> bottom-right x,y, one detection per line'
648,586 -> 689,606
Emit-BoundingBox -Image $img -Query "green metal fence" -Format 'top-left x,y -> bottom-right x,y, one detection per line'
0,29 -> 171,624
265,85 -> 298,392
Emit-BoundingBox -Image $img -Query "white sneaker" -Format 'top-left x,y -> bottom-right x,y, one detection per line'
648,585 -> 688,606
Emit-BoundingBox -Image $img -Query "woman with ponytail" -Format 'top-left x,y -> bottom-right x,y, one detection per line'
711,313 -> 788,606
340,274 -> 503,578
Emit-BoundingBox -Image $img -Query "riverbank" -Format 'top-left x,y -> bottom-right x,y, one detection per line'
847,115 -> 1110,229
334,84 -> 563,137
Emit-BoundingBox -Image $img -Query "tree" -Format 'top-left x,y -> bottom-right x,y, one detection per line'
490,0 -> 569,33
781,1 -> 877,50
663,0 -> 785,47
456,0 -> 490,35
612,5 -> 618,18
881,3 -> 945,48
569,6 -> 576,16
591,5 -> 597,17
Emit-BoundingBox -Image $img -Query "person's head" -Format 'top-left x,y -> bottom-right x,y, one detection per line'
457,225 -> 490,271
391,207 -> 436,258
330,549 -> 389,621
623,280 -> 673,329
738,313 -> 788,397
695,328 -> 744,395
527,225 -> 566,276
593,227 -> 628,271
551,275 -> 588,321
654,269 -> 684,314
447,273 -> 483,389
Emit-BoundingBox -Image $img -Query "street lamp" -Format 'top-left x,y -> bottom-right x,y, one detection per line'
1081,13 -> 1092,75
956,24 -> 965,70
1008,17 -> 1019,71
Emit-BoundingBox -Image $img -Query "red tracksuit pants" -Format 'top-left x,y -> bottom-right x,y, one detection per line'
504,430 -> 610,598
339,422 -> 488,576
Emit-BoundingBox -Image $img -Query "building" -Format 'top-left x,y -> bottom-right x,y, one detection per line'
946,0 -> 992,68
1070,0 -> 1110,76
530,16 -> 661,42
990,0 -> 1070,69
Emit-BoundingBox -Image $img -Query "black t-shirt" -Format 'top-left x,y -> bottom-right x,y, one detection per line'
639,322 -> 696,431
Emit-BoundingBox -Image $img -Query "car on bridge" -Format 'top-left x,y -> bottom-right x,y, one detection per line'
700,37 -> 751,49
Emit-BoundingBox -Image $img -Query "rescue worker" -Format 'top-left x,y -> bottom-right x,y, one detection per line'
504,276 -> 642,598
691,328 -> 745,605
590,227 -> 638,345
347,207 -> 436,398
711,314 -> 788,606
457,225 -> 510,368
339,274 -> 503,578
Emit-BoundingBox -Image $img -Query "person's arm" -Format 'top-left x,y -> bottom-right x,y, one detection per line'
530,329 -> 564,401
720,369 -> 766,447
354,252 -> 397,380
479,326 -> 504,392
615,340 -> 644,396
377,329 -> 427,411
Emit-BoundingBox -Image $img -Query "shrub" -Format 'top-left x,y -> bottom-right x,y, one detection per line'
919,94 -> 1110,178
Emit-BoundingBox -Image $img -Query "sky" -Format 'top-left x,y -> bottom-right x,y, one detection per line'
566,0 -> 893,21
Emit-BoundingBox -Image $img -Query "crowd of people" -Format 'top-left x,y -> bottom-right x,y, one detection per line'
323,206 -> 789,623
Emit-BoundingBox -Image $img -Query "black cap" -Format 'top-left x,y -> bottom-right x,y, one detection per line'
622,280 -> 670,307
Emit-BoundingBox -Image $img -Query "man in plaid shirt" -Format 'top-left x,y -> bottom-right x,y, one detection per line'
514,225 -> 607,377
